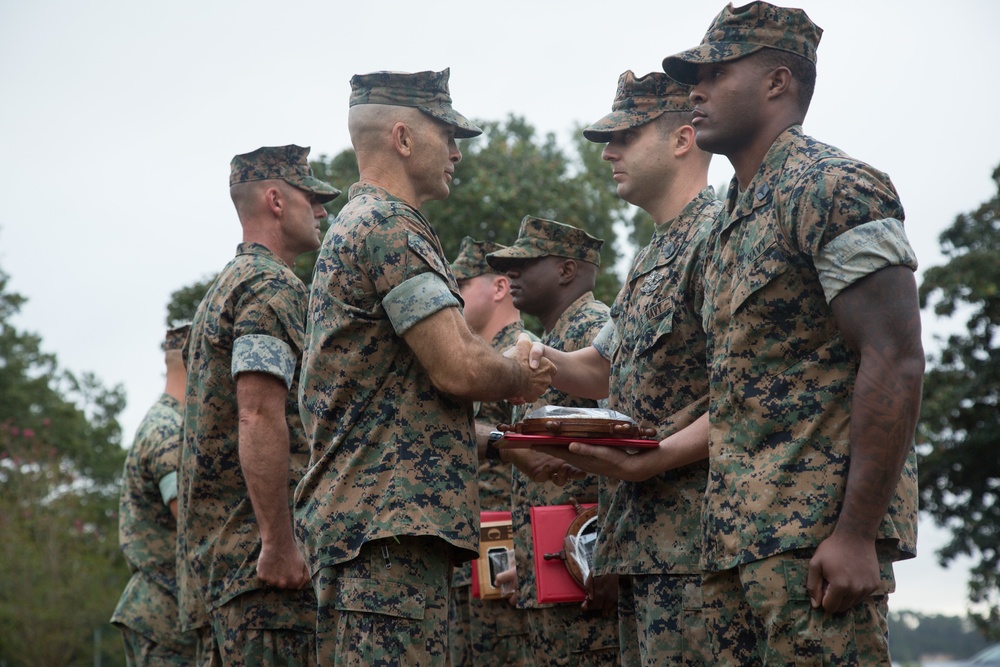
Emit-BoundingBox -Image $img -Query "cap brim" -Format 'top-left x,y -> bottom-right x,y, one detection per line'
583,109 -> 661,143
296,176 -> 342,203
485,249 -> 539,271
662,43 -> 763,85
420,106 -> 483,139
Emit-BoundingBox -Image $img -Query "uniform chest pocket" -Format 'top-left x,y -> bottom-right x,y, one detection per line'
627,298 -> 675,357
730,231 -> 790,315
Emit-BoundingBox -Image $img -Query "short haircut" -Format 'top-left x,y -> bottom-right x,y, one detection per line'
652,110 -> 693,138
755,47 -> 817,113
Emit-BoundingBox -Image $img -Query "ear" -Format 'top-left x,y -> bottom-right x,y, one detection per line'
264,186 -> 283,218
765,66 -> 792,101
493,275 -> 510,302
557,259 -> 577,285
392,122 -> 412,157
674,124 -> 696,157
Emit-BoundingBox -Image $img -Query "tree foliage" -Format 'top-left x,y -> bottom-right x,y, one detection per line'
423,116 -> 628,305
917,162 -> 1000,639
888,610 -> 991,664
0,264 -> 128,666
166,115 -> 633,322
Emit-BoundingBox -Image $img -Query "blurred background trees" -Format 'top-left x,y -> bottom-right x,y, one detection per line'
0,266 -> 127,666
917,162 -> 1000,640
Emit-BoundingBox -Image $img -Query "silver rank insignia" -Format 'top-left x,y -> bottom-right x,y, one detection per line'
640,271 -> 665,295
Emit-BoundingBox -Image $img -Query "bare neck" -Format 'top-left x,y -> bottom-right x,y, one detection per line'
164,368 -> 186,405
242,227 -> 293,268
539,287 -> 590,334
647,171 -> 709,227
478,307 -> 521,344
731,118 -> 800,191
357,166 -> 422,210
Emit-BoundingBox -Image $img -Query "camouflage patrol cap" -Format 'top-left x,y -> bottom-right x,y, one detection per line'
486,217 -> 604,270
583,70 -> 694,143
450,236 -> 506,281
662,1 -> 823,85
229,145 -> 341,203
163,322 -> 191,352
349,68 -> 483,139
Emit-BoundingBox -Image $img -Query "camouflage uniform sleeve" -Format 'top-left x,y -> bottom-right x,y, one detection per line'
364,215 -> 461,334
383,272 -> 460,335
158,471 -> 178,505
145,400 -> 183,508
231,333 -> 297,389
232,271 -> 308,357
813,218 -> 918,302
784,159 -> 915,302
591,320 -> 616,361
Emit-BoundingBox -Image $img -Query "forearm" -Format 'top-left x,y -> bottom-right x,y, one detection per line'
830,266 -> 925,542
405,307 -> 534,401
836,350 -> 923,541
657,411 -> 710,469
543,346 -> 609,401
238,413 -> 296,547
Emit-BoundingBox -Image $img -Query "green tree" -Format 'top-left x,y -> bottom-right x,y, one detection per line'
888,610 -> 991,663
167,115 -> 634,320
918,162 -> 1000,639
0,264 -> 128,666
423,116 -> 629,305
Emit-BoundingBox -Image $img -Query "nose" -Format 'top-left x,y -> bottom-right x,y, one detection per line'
450,139 -> 462,164
505,268 -> 520,279
601,144 -> 617,162
313,203 -> 328,219
689,85 -> 705,105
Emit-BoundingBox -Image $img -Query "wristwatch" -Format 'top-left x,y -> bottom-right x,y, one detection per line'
485,430 -> 505,462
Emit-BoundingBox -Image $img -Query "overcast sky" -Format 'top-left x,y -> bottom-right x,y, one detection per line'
1,0 -> 997,618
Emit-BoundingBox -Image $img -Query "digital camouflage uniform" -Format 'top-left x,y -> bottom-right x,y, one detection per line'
295,182 -> 482,665
583,69 -> 721,667
180,241 -> 317,665
113,382 -> 197,665
591,190 -> 721,667
294,69 -> 483,666
663,4 -> 920,666
447,237 -> 533,667
488,218 -> 617,667
179,145 -> 338,666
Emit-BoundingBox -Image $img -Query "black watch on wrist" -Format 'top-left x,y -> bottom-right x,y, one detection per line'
485,430 -> 505,462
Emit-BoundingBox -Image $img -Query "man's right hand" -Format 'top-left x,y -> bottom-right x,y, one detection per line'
257,541 -> 311,590
505,333 -> 556,403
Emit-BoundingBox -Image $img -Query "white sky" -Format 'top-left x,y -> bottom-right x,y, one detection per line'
1,0 -> 997,618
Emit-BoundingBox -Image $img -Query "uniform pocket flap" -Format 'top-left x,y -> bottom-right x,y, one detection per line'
335,577 -> 426,620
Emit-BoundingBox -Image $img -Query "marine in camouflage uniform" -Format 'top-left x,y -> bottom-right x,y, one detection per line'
293,70 -> 555,666
487,218 -> 618,667
113,323 -> 197,666
579,70 -> 722,667
178,145 -> 339,666
448,237 -> 532,667
663,3 -> 923,665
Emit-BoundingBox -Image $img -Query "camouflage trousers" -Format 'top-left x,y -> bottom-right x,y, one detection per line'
195,626 -> 221,667
315,535 -> 454,666
208,587 -> 317,667
525,602 -> 619,667
702,549 -> 896,666
118,626 -> 197,667
449,584 -> 473,666
469,588 -> 532,666
617,572 -> 708,667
